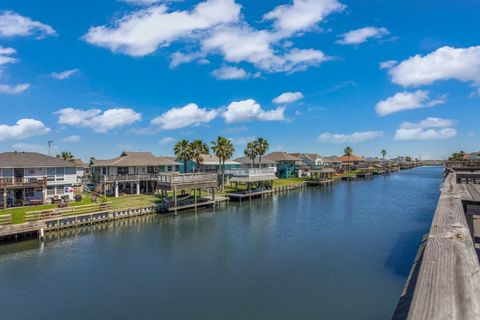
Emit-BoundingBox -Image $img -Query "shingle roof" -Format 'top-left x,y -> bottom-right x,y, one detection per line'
91,151 -> 180,167
233,155 -> 277,165
338,154 -> 363,162
264,151 -> 302,162
0,152 -> 76,168
70,158 -> 88,168
195,154 -> 240,165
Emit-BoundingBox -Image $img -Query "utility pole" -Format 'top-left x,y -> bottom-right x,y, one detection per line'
48,140 -> 54,156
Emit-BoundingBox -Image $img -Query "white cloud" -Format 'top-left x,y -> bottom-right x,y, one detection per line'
151,103 -> 217,129
121,0 -> 162,5
11,143 -> 50,153
272,91 -> 303,104
211,66 -> 250,80
0,11 -> 56,38
263,0 -> 345,35
379,60 -> 397,69
56,107 -> 142,133
336,26 -> 389,45
202,25 -> 330,73
394,117 -> 457,141
0,83 -> 30,94
375,90 -> 446,116
83,0 -> 241,56
158,136 -> 176,145
222,99 -> 285,123
62,135 -> 81,143
389,45 -> 480,87
0,46 -> 17,66
0,119 -> 50,141
318,130 -> 384,143
51,69 -> 79,80
229,136 -> 255,145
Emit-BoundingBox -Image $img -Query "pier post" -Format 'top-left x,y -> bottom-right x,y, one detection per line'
136,182 -> 140,195
114,182 -> 119,198
3,186 -> 6,210
39,228 -> 45,241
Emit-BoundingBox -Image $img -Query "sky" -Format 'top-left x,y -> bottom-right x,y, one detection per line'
0,0 -> 479,161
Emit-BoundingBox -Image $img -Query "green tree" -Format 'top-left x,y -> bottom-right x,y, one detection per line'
255,137 -> 269,168
449,151 -> 466,161
381,149 -> 387,160
89,157 -> 96,166
56,151 -> 74,161
344,146 -> 353,173
211,136 -> 235,189
174,139 -> 192,173
244,141 -> 258,167
190,139 -> 209,172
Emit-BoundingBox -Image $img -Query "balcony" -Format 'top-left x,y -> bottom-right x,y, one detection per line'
0,177 -> 47,188
226,168 -> 277,183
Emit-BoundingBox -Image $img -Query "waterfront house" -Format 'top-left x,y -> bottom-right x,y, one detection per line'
185,154 -> 241,173
70,158 -> 90,184
468,151 -> 480,161
264,152 -> 303,178
0,151 -> 77,208
338,154 -> 364,171
91,151 -> 182,197
233,155 -> 277,169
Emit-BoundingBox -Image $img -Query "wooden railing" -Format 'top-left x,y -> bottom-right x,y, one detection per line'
0,177 -> 46,187
225,168 -> 276,177
393,171 -> 480,319
158,173 -> 218,185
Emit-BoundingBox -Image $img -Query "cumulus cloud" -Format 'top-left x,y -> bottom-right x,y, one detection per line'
0,46 -> 17,66
379,60 -> 397,69
158,137 -> 176,145
318,130 -> 384,143
0,83 -> 30,94
222,99 -> 285,123
83,0 -> 335,74
336,26 -> 389,45
0,11 -> 56,38
121,0 -> 162,5
56,107 -> 142,133
375,90 -> 446,116
62,135 -> 81,143
11,143 -> 51,153
151,103 -> 217,129
263,0 -> 345,35
272,91 -> 304,104
83,0 -> 241,56
0,119 -> 50,141
51,69 -> 79,80
388,45 -> 480,87
211,66 -> 251,80
394,117 -> 457,141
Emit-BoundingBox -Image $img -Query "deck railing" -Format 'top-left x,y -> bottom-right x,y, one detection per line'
0,177 -> 46,187
158,173 -> 218,185
225,168 -> 276,177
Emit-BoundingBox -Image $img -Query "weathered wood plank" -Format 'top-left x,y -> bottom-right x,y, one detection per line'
405,173 -> 480,319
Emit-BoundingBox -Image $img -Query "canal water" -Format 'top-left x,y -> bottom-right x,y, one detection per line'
0,166 -> 442,320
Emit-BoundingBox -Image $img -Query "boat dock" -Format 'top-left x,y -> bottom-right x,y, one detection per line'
392,167 -> 480,319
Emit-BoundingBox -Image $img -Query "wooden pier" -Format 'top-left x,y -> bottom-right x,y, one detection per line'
392,169 -> 480,319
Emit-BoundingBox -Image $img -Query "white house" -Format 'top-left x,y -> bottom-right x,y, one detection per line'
0,151 -> 77,208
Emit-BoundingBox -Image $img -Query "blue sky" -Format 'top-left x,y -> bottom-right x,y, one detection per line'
0,0 -> 478,161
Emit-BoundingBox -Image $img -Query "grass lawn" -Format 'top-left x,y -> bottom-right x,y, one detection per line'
110,194 -> 163,210
272,178 -> 306,187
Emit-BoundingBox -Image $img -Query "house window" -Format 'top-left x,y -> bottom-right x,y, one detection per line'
167,166 -> 173,172
1,168 -> 13,178
147,166 -> 157,173
25,188 -> 34,197
56,167 -> 65,181
65,167 -> 76,175
26,168 -> 36,175
47,186 -> 55,195
56,185 -> 65,194
102,167 -> 107,175
117,167 -> 129,175
47,168 -> 56,181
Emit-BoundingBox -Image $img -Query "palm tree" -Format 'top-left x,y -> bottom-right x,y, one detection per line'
381,149 -> 387,160
244,141 -> 258,167
211,136 -> 235,190
174,139 -> 192,173
190,140 -> 209,172
255,137 -> 269,168
344,146 -> 353,173
89,157 -> 96,166
56,151 -> 74,161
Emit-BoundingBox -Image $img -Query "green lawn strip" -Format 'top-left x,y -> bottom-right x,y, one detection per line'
272,178 -> 306,187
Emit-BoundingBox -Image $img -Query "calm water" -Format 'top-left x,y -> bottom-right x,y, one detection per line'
0,167 -> 442,320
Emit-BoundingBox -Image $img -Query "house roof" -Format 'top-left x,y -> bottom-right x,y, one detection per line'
265,151 -> 302,162
194,154 -> 240,165
338,154 -> 363,162
0,152 -> 76,168
70,158 -> 88,168
92,151 -> 180,167
233,155 -> 277,165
